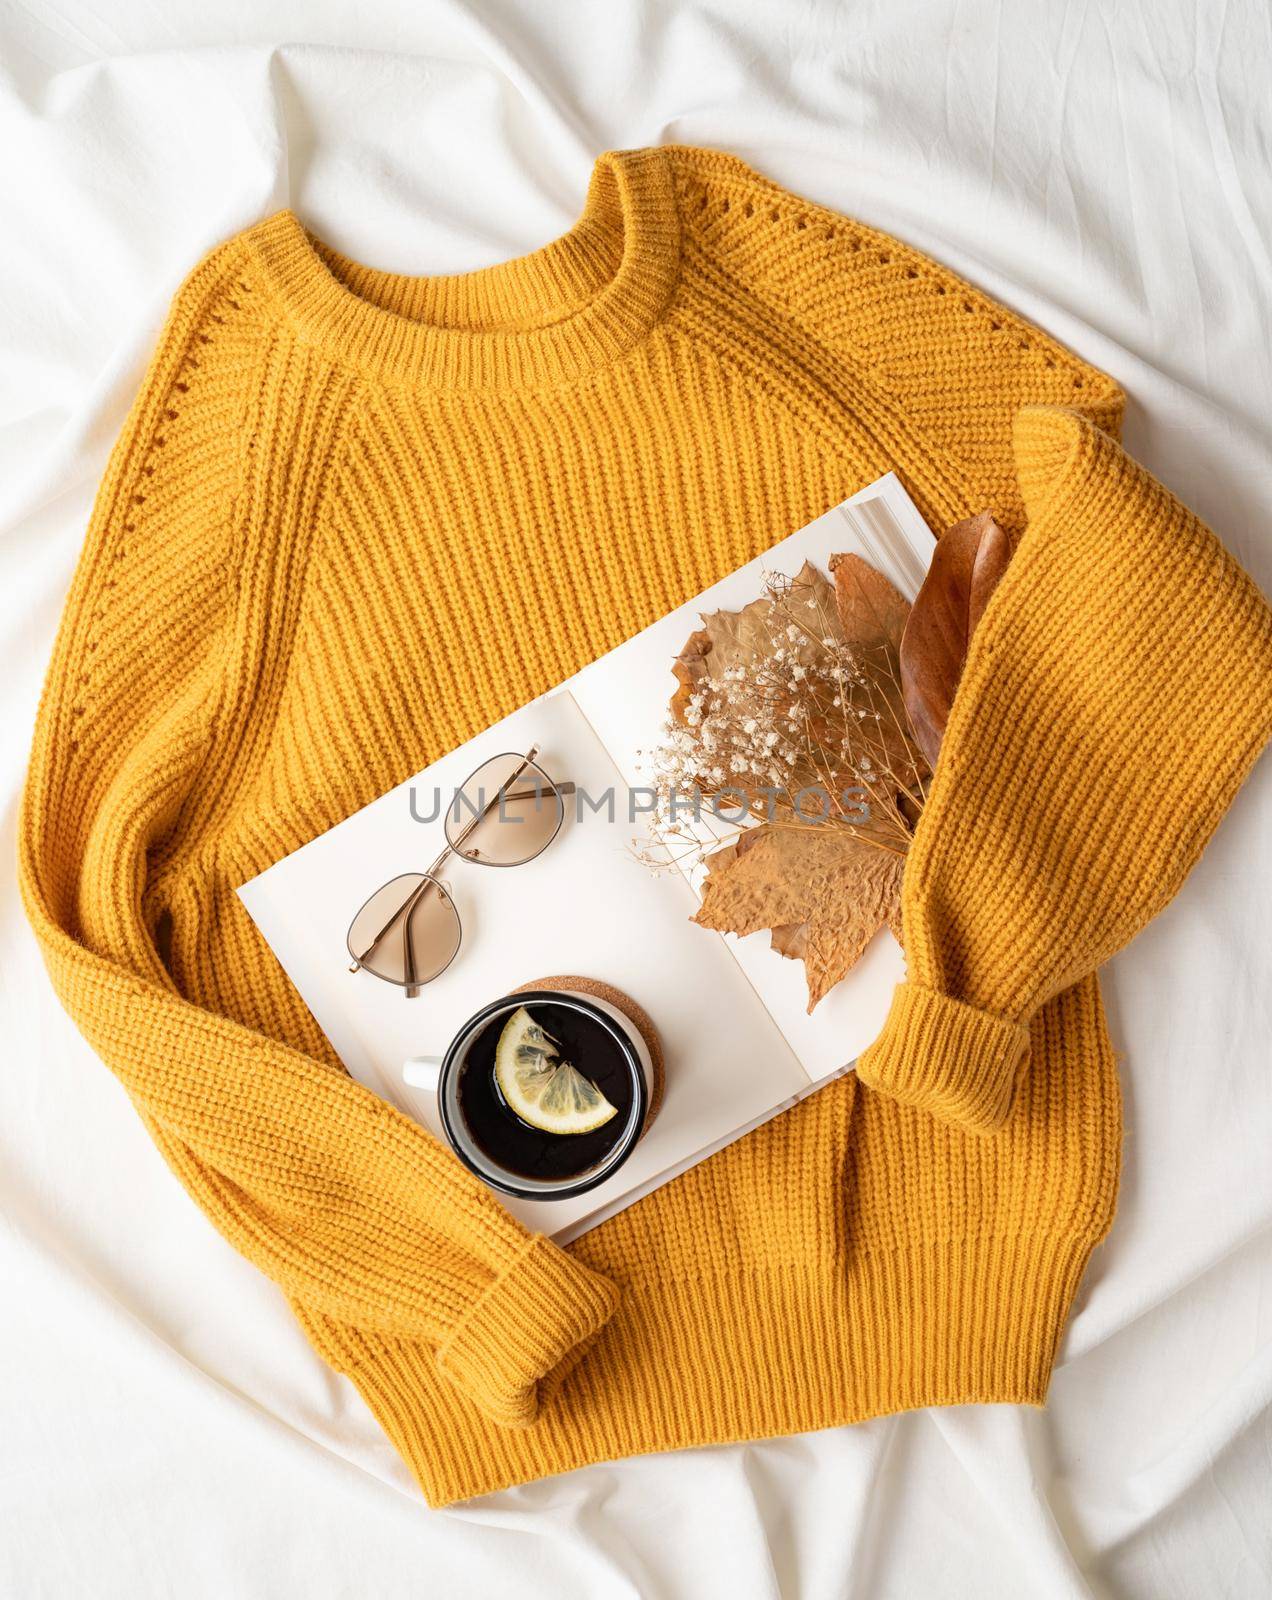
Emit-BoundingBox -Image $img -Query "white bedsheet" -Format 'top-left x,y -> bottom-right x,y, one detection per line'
2,4 -> 1269,1596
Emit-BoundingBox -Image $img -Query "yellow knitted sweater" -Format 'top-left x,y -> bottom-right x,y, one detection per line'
20,146 -> 1272,1506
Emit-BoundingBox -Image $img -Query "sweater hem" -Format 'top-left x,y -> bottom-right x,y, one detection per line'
338,1226 -> 1098,1506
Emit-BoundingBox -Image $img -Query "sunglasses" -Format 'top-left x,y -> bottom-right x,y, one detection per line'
347,747 -> 574,998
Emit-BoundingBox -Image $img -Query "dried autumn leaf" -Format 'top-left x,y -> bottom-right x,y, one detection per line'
828,551 -> 924,790
708,836 -> 814,961
769,922 -> 809,961
670,627 -> 713,724
671,560 -> 842,730
830,552 -> 911,649
694,824 -> 904,1011
899,510 -> 1011,768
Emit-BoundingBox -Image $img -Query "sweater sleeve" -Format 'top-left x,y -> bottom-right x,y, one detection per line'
857,406 -> 1272,1133
18,244 -> 618,1431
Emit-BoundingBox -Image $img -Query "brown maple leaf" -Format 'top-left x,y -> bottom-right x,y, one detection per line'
693,824 -> 904,1011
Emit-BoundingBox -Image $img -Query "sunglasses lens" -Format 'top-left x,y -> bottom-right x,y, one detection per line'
347,872 -> 461,988
444,754 -> 564,867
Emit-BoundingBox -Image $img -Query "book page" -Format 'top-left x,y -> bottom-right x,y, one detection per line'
567,473 -> 932,1083
239,690 -> 809,1238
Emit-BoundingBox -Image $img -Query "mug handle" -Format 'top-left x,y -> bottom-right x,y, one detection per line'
403,1055 -> 444,1093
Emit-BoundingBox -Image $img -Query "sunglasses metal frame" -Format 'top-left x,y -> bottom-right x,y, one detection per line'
346,746 -> 574,998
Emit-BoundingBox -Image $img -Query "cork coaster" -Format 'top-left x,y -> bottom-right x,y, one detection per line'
511,975 -> 665,1137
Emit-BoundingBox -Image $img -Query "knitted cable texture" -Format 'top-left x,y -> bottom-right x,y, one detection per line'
20,146 -> 1272,1504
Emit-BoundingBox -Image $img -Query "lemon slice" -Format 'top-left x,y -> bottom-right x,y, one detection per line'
494,1006 -> 619,1136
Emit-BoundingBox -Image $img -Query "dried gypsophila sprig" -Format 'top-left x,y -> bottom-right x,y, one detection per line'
635,558 -> 928,876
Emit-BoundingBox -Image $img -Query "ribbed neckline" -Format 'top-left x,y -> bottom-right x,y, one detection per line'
242,148 -> 682,390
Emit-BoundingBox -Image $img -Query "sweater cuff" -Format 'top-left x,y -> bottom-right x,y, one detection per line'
856,983 -> 1031,1134
436,1235 -> 621,1428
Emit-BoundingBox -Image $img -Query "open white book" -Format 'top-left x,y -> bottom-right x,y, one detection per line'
238,473 -> 934,1242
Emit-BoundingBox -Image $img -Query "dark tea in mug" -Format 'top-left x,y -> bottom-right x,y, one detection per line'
457,1001 -> 634,1180
435,989 -> 651,1201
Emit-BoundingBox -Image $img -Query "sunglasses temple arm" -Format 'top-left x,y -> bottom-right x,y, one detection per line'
402,890 -> 418,995
502,779 -> 575,800
353,868 -> 447,967
443,751 -> 536,860
445,764 -> 572,863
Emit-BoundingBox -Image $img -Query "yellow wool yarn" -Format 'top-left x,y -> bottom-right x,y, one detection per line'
20,146 -> 1272,1506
